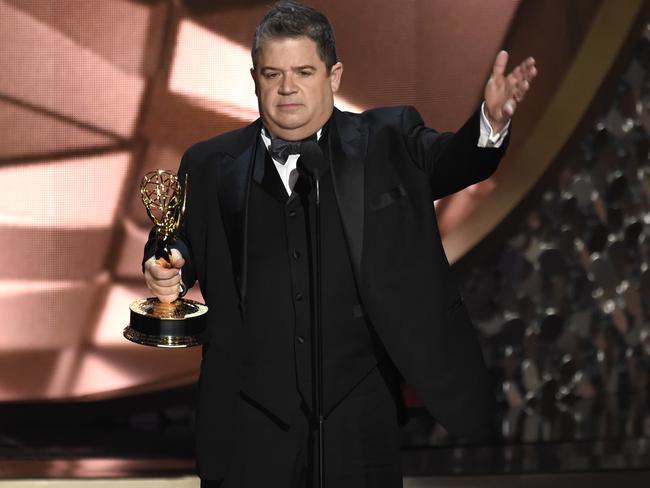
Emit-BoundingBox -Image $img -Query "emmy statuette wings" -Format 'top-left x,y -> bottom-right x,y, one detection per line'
123,169 -> 208,348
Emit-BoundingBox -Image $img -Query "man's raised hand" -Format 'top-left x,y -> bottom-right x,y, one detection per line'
144,248 -> 185,303
484,50 -> 537,132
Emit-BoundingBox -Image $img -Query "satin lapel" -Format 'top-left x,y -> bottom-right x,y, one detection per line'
329,108 -> 368,278
216,123 -> 261,314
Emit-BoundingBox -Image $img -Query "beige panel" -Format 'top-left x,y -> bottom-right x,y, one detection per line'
0,99 -> 115,159
0,280 -> 200,400
0,2 -> 145,138
93,282 -> 148,347
66,344 -> 200,399
0,350 -> 60,401
197,3 -> 271,47
113,219 -> 150,280
0,226 -> 114,280
141,83 -> 248,155
0,151 -> 132,228
7,0 -> 167,76
0,279 -> 101,350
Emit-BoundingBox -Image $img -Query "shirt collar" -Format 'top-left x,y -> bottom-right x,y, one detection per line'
260,126 -> 323,149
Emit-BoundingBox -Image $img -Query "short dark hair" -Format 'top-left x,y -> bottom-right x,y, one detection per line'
252,1 -> 338,71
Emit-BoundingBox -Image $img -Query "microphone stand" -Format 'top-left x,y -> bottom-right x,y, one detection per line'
297,142 -> 326,488
314,175 -> 324,488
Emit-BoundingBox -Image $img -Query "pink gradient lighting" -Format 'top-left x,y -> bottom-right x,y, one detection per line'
114,218 -> 151,279
68,349 -> 147,398
0,278 -> 103,351
93,283 -> 145,347
0,152 -> 132,228
0,2 -> 145,138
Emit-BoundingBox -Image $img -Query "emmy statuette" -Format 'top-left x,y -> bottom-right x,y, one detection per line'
124,170 -> 208,348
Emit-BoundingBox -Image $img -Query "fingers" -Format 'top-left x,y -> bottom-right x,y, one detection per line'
169,248 -> 186,269
492,50 -> 509,78
144,255 -> 183,303
517,57 -> 537,84
524,56 -> 537,78
512,76 -> 527,103
145,256 -> 181,280
150,289 -> 180,304
149,273 -> 181,288
508,57 -> 537,104
503,98 -> 517,117
152,248 -> 185,270
147,276 -> 182,303
485,53 -> 536,123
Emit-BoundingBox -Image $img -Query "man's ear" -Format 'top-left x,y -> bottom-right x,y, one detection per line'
250,67 -> 259,96
329,62 -> 343,93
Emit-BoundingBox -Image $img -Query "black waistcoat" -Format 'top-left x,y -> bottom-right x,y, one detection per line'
241,135 -> 378,425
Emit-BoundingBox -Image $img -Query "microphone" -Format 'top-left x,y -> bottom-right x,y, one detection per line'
298,141 -> 328,180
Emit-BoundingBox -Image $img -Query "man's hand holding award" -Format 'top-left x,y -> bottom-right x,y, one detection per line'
124,170 -> 208,348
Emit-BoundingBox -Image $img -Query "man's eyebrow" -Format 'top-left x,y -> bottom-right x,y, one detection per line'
260,65 -> 317,72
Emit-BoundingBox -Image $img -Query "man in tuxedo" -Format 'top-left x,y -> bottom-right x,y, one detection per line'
144,1 -> 537,487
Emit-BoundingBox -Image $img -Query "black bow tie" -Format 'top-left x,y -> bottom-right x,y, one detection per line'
269,133 -> 317,164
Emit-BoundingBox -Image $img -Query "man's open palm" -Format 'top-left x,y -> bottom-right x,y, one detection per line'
484,50 -> 537,132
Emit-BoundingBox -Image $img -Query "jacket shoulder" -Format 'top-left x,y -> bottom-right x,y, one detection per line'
183,120 -> 260,162
339,105 -> 422,130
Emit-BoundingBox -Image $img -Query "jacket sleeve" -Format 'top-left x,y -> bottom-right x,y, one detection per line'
400,105 -> 509,201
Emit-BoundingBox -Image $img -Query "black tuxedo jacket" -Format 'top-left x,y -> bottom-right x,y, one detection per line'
146,106 -> 507,478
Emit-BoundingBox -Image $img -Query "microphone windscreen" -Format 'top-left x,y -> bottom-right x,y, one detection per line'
298,141 -> 328,179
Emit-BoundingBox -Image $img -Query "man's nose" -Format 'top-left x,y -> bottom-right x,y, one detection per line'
279,74 -> 297,94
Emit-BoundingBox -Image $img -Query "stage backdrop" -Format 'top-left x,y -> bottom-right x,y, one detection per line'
0,0 -> 632,402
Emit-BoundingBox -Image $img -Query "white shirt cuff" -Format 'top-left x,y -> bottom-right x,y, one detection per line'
478,101 -> 510,148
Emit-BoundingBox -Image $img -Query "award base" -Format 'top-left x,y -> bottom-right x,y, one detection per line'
124,297 -> 208,348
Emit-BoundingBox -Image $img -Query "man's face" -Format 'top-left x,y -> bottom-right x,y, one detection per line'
252,36 -> 343,141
